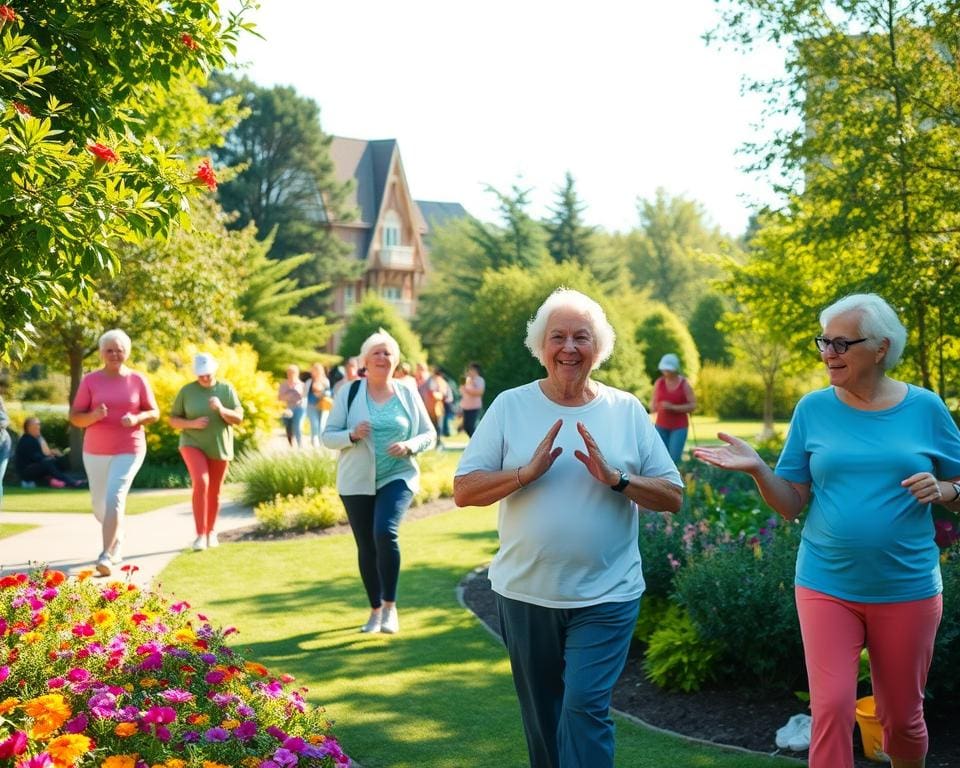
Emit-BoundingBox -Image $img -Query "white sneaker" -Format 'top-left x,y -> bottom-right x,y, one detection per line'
206,531 -> 219,548
108,539 -> 122,565
95,552 -> 112,577
359,611 -> 382,633
776,713 -> 811,750
20,481 -> 36,489
787,717 -> 812,751
380,606 -> 399,634
192,536 -> 207,551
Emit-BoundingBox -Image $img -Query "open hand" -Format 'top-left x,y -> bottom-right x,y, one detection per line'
573,421 -> 618,485
692,432 -> 764,474
519,419 -> 564,485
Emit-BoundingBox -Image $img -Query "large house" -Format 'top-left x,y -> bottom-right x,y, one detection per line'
326,137 -> 468,323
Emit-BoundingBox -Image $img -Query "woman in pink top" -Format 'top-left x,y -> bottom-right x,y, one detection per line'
459,362 -> 485,437
649,353 -> 696,464
70,329 -> 159,576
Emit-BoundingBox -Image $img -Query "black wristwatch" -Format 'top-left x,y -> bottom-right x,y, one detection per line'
951,482 -> 960,502
611,468 -> 630,492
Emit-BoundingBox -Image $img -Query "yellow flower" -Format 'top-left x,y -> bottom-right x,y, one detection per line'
102,756 -> 139,768
138,677 -> 160,688
172,627 -> 196,644
240,759 -> 261,768
76,569 -> 94,580
115,722 -> 139,737
221,718 -> 240,730
22,631 -> 43,644
91,609 -> 115,627
47,733 -> 92,767
24,693 -> 71,738
0,696 -> 20,715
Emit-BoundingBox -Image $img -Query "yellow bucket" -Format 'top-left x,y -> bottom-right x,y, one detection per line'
855,695 -> 890,763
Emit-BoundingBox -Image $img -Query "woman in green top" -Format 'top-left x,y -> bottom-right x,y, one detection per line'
169,353 -> 244,551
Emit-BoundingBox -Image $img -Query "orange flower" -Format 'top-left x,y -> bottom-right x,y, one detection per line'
76,570 -> 94,581
47,733 -> 92,767
23,693 -> 71,738
43,570 -> 66,587
102,757 -> 139,768
220,718 -> 240,730
240,759 -> 261,768
0,5 -> 15,25
244,661 -> 268,677
181,33 -> 198,50
202,762 -> 230,768
138,677 -> 160,688
91,609 -> 115,627
0,696 -> 20,714
114,721 -> 139,737
172,627 -> 196,644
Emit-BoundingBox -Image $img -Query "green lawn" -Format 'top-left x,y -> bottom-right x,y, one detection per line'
1,488 -> 192,515
0,523 -> 35,539
159,504 -> 796,768
688,416 -> 789,447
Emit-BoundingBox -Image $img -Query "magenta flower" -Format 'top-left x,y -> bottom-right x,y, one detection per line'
271,748 -> 297,767
235,720 -> 257,741
0,665 -> 9,684
266,725 -> 288,741
47,677 -> 66,688
17,754 -> 53,768
281,736 -> 306,753
139,651 -> 163,671
64,713 -> 88,733
204,670 -> 225,685
144,706 -> 176,725
0,731 -> 27,758
154,724 -> 172,742
72,623 -> 95,637
67,667 -> 91,683
204,727 -> 230,742
160,688 -> 194,703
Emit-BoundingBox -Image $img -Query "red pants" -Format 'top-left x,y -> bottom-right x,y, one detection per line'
179,446 -> 229,536
795,586 -> 942,767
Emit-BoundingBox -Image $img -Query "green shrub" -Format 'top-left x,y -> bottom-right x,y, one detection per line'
635,303 -> 700,385
232,450 -> 337,506
930,548 -> 960,700
131,461 -> 191,489
15,374 -> 69,403
413,449 -> 458,505
634,594 -> 671,644
674,523 -> 804,690
696,363 -> 816,419
643,603 -> 719,692
255,486 -> 346,533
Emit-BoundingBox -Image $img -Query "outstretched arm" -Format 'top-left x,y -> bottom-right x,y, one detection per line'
693,432 -> 809,521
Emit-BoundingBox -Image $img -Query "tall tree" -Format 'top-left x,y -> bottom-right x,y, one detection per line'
338,295 -> 425,366
713,0 -> 960,394
689,293 -> 733,366
0,1 -> 252,360
545,172 -> 595,265
627,189 -> 732,318
205,73 -> 359,315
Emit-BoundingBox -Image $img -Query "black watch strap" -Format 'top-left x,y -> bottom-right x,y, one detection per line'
611,469 -> 630,492
951,482 -> 960,502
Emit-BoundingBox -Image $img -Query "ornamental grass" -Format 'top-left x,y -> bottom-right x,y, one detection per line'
0,569 -> 349,768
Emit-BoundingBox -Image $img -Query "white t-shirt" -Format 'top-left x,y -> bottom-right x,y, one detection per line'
456,381 -> 682,608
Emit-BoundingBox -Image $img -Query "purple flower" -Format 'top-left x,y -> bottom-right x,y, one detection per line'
87,691 -> 118,718
271,748 -> 298,767
139,652 -> 164,671
282,736 -> 306,753
209,692 -> 233,707
64,713 -> 89,733
154,725 -> 172,742
237,703 -> 255,718
235,721 -> 257,741
266,725 -> 288,741
204,727 -> 230,742
204,670 -> 225,685
199,652 -> 217,664
182,731 -> 200,743
259,680 -> 283,698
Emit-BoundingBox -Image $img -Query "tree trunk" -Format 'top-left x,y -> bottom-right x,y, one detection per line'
760,377 -> 776,442
68,347 -> 85,472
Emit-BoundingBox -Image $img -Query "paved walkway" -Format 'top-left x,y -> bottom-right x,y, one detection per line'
0,494 -> 256,588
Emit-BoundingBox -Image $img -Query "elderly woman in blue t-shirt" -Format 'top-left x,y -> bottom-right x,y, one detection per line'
694,293 -> 960,768
454,288 -> 683,768
322,329 -> 436,636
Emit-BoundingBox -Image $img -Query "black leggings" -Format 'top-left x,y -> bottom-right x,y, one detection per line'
340,479 -> 414,607
20,457 -> 72,486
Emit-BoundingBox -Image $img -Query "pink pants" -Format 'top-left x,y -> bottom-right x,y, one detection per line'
795,586 -> 942,768
179,446 -> 229,536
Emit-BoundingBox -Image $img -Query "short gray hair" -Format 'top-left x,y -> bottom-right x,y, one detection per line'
98,328 -> 132,355
524,288 -> 616,370
360,328 -> 401,366
819,293 -> 906,370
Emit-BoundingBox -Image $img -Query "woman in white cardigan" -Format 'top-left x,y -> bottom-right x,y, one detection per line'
322,329 -> 436,634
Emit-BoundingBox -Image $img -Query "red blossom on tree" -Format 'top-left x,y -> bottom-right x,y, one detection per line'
0,5 -> 16,25
194,159 -> 217,190
87,142 -> 119,164
12,101 -> 30,116
181,33 -> 198,51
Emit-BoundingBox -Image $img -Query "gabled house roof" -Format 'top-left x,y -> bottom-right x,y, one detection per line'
329,136 -> 398,228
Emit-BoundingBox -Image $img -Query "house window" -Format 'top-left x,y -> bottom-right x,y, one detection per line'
344,285 -> 356,307
383,210 -> 401,248
382,286 -> 401,301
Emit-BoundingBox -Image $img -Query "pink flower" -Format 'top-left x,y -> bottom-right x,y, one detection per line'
0,731 -> 27,758
87,142 -> 119,164
0,5 -> 15,25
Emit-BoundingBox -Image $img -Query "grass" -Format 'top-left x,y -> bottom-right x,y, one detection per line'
687,416 -> 789,447
1,487 -> 193,515
0,523 -> 35,539
158,504 -> 795,768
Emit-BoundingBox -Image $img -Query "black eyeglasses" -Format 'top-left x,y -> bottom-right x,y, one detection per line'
814,336 -> 868,354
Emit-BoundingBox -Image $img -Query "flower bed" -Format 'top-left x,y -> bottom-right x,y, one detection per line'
0,569 -> 349,768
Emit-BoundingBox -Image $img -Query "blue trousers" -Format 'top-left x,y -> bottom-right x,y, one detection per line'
655,425 -> 687,464
496,594 -> 640,768
340,479 -> 413,607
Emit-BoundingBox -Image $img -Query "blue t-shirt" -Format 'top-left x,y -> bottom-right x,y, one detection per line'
367,393 -> 412,489
776,385 -> 960,602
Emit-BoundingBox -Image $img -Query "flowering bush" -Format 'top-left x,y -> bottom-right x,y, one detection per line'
0,570 -> 349,767
255,488 -> 345,534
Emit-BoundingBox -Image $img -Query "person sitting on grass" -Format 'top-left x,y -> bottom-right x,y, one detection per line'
15,416 -> 84,489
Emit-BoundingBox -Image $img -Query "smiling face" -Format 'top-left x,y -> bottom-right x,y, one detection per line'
542,309 -> 598,392
364,343 -> 397,383
100,338 -> 129,372
820,310 -> 885,389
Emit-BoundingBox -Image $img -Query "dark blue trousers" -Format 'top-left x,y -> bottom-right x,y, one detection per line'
340,479 -> 413,607
496,594 -> 640,768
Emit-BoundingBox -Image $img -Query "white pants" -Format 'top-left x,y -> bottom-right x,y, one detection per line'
83,451 -> 145,554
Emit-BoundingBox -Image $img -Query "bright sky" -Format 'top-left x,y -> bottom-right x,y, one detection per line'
229,0 -> 789,237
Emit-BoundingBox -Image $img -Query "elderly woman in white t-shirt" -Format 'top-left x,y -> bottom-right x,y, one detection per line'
454,288 -> 683,768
